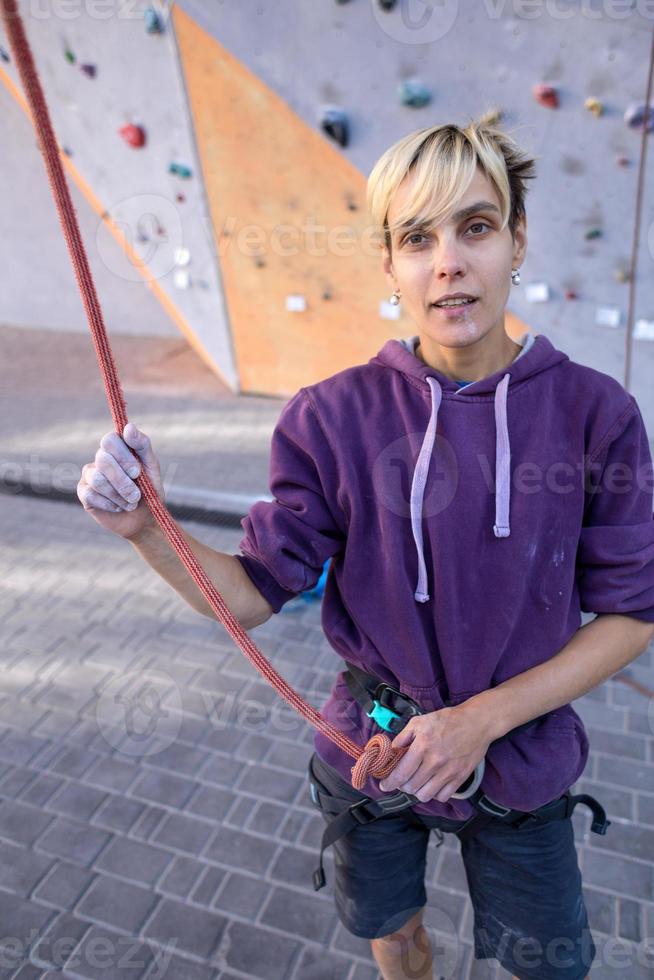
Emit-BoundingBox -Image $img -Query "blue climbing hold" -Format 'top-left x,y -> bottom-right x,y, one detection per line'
398,80 -> 431,108
321,108 -> 349,148
144,7 -> 164,34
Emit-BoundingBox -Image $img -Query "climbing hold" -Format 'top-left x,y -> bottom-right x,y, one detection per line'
80,63 -> 96,79
479,107 -> 504,127
613,268 -> 631,284
169,162 -> 193,178
254,257 -> 266,268
564,289 -> 578,300
595,306 -> 620,328
61,145 -> 73,158
532,84 -> 559,109
525,282 -> 550,303
584,228 -> 602,240
616,155 -> 630,166
144,7 -> 164,33
286,294 -> 307,312
398,79 -> 431,108
119,123 -> 146,148
378,0 -> 398,9
624,103 -> 654,133
322,289 -> 333,301
584,97 -> 603,118
176,193 -> 186,203
64,47 -> 75,65
633,319 -> 654,341
173,246 -> 191,267
320,107 -> 349,148
0,46 -> 10,63
173,268 -> 190,290
344,194 -> 358,211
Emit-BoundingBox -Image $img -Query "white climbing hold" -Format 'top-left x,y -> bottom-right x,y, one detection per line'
173,246 -> 191,267
173,268 -> 190,290
286,294 -> 306,312
525,282 -> 550,303
633,319 -> 654,341
595,306 -> 620,328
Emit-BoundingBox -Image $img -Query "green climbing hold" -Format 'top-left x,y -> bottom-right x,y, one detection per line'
169,162 -> 193,178
584,228 -> 602,240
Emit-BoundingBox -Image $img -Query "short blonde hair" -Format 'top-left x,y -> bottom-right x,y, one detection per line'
366,117 -> 538,253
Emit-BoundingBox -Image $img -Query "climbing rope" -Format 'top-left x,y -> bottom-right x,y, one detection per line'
0,0 -> 403,790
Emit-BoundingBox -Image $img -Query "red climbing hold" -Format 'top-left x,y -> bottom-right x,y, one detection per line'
564,289 -> 578,300
533,84 -> 559,109
119,123 -> 146,148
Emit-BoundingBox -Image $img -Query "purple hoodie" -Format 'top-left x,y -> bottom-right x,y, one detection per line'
234,332 -> 654,821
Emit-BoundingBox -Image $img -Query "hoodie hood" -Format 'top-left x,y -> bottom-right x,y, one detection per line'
371,334 -> 570,602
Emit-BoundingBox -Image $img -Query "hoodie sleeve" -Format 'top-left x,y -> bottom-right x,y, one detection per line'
233,387 -> 346,613
576,395 -> 654,623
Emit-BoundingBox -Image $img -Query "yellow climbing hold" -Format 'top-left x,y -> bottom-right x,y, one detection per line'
585,97 -> 603,118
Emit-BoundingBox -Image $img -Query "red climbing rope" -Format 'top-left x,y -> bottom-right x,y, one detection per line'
0,0 -> 403,789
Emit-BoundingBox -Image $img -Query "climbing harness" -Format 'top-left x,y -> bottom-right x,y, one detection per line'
309,662 -> 611,891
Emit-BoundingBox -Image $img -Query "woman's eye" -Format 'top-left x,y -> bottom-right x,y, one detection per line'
468,221 -> 491,235
405,233 -> 427,246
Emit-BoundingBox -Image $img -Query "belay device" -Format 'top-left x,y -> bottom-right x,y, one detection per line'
309,661 -> 610,891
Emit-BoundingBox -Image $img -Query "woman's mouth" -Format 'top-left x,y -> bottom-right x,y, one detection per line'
431,298 -> 478,316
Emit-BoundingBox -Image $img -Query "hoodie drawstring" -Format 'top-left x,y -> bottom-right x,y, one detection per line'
410,373 -> 512,603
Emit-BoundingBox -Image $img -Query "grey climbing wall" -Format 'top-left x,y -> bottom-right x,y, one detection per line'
0,0 -> 237,389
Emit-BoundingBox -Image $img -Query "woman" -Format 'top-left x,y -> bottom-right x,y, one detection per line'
79,119 -> 654,979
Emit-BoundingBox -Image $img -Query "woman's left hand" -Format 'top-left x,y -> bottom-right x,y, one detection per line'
378,704 -> 491,803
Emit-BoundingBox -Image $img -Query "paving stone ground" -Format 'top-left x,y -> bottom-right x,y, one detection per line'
1,493 -> 653,979
1,325 -> 654,978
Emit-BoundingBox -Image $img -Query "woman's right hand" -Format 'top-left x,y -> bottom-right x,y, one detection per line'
76,422 -> 165,540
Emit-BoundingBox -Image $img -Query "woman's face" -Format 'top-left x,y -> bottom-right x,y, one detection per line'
382,165 -> 527,349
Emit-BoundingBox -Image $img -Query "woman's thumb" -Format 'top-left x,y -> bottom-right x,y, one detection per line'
123,423 -> 161,485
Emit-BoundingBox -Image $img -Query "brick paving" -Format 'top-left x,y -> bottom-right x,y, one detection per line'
1,325 -> 653,977
0,494 -> 652,979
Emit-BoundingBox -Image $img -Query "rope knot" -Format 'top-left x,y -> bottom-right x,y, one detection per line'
350,733 -> 408,790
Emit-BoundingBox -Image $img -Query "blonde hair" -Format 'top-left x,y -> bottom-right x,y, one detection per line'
366,117 -> 538,253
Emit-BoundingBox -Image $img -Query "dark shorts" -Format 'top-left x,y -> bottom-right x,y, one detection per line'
308,751 -> 596,980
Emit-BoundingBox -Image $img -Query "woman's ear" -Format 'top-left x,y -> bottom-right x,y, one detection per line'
512,215 -> 528,268
382,246 -> 396,292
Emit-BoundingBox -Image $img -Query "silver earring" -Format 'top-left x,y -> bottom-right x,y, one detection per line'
511,268 -> 521,286
390,289 -> 401,305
